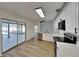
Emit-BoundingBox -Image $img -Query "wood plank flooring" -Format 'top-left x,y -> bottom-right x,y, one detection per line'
2,39 -> 55,57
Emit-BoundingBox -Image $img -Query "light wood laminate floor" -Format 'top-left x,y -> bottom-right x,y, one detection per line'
3,39 -> 55,57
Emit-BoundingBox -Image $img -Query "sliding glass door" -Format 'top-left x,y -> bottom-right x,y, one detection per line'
18,24 -> 25,44
2,20 -> 26,52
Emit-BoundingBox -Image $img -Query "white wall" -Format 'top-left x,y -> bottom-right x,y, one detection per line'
76,3 -> 79,46
0,22 -> 2,56
33,21 -> 40,33
78,3 -> 79,32
40,21 -> 54,33
26,20 -> 35,41
53,2 -> 78,36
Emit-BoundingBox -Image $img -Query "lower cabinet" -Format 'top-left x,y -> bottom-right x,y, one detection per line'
56,42 -> 79,57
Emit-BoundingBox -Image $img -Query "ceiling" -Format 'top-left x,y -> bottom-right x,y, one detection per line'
0,2 -> 64,21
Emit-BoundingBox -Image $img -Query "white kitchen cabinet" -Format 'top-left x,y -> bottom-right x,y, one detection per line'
42,33 -> 53,42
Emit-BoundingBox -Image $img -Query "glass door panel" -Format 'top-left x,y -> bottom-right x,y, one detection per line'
18,24 -> 25,44
9,23 -> 17,48
2,23 -> 10,52
21,24 -> 25,42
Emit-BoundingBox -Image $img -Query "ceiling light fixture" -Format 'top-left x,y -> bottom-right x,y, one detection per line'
35,7 -> 45,18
